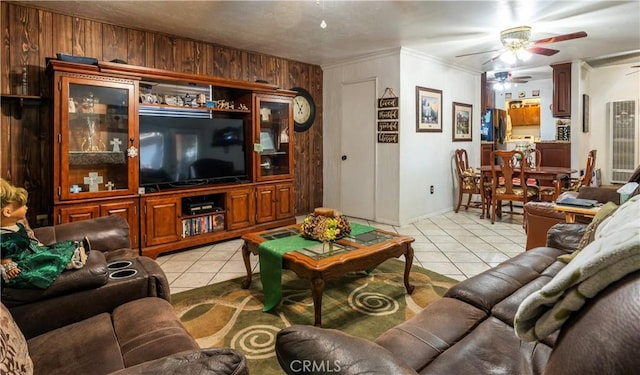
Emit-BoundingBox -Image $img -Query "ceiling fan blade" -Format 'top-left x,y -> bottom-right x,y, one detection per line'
511,79 -> 529,83
482,53 -> 502,65
527,46 -> 559,56
626,70 -> 640,76
532,31 -> 587,46
511,76 -> 532,80
456,48 -> 502,58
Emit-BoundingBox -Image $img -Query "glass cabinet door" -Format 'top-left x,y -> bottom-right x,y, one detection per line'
255,95 -> 293,180
60,77 -> 137,200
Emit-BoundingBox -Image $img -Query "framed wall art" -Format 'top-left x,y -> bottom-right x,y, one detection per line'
416,86 -> 442,132
452,102 -> 472,142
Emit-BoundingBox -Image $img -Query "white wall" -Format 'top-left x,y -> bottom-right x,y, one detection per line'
576,62 -> 640,184
322,49 -> 402,224
399,49 -> 480,225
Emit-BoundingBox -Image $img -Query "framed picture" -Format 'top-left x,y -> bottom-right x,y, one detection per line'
452,102 -> 472,142
582,94 -> 590,133
416,86 -> 442,132
532,89 -> 540,97
505,92 -> 512,100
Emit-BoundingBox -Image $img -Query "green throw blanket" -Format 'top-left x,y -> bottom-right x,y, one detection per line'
259,222 -> 376,312
514,195 -> 640,341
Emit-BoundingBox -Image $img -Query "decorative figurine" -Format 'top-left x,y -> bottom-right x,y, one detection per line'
82,118 -> 105,152
110,138 -> 122,152
83,172 -> 103,192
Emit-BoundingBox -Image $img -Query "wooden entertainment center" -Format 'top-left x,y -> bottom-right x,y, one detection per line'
48,59 -> 296,258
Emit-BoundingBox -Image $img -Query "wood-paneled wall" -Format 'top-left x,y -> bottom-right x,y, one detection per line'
1,2 -> 323,226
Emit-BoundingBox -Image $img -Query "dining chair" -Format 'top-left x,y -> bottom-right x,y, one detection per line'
454,149 -> 488,218
539,149 -> 596,201
489,150 -> 539,224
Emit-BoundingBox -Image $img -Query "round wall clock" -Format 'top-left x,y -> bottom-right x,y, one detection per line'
291,87 -> 316,132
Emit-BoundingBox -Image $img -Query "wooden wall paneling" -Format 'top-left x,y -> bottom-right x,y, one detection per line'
51,13 -> 73,56
72,17 -> 85,56
174,38 -> 195,73
201,43 -> 216,77
127,29 -> 147,67
246,52 -> 266,83
153,34 -> 176,71
37,9 -> 53,98
2,2 -> 10,93
83,19 -> 103,61
102,24 -> 128,62
5,2 -> 323,221
213,45 -> 244,80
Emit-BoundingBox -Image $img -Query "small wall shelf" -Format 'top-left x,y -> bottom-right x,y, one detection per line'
1,94 -> 43,119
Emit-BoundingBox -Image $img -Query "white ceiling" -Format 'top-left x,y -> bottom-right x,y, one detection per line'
21,0 -> 640,81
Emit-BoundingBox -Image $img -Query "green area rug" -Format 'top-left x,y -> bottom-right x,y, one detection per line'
171,258 -> 458,374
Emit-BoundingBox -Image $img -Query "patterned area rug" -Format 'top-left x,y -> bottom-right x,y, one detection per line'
171,258 -> 457,374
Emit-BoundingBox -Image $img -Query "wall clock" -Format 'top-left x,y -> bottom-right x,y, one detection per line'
291,87 -> 316,132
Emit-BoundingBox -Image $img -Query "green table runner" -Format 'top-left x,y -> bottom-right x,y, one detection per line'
258,222 -> 375,312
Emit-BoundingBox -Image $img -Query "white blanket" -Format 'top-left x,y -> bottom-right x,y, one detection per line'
514,195 -> 640,341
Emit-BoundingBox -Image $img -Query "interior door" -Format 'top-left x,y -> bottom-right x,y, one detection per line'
339,79 -> 376,220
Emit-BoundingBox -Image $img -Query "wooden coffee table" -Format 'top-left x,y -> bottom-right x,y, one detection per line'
241,224 -> 415,327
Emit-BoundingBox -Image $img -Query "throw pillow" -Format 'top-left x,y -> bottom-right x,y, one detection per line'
557,201 -> 619,263
0,303 -> 34,374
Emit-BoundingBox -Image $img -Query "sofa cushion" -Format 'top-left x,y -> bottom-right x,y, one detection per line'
0,303 -> 33,375
112,298 -> 199,367
424,317 -> 551,374
110,348 -> 249,375
375,297 -> 486,370
27,313 -> 124,375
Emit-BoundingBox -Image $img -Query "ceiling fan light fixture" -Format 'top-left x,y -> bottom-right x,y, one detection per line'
516,49 -> 532,61
500,26 -> 532,50
500,51 -> 517,64
493,82 -> 504,90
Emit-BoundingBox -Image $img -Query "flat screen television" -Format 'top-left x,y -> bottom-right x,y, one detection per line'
139,115 -> 248,190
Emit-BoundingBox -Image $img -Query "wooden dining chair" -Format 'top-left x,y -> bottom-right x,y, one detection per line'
454,149 -> 488,218
539,149 -> 596,201
489,150 -> 539,224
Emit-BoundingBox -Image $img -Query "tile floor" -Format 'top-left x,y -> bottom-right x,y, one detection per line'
157,209 -> 526,294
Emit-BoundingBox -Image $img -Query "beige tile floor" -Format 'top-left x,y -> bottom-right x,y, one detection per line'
157,209 -> 526,294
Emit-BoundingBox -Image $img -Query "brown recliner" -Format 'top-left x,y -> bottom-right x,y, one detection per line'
2,215 -> 170,338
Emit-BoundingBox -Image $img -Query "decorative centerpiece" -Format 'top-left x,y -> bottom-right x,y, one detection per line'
300,207 -> 351,247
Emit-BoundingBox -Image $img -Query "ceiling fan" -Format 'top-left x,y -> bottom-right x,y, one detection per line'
457,26 -> 587,65
488,71 -> 531,90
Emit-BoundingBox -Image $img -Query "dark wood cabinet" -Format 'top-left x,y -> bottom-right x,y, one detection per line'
536,142 -> 571,168
480,72 -> 494,115
551,63 -> 572,118
49,60 -> 296,259
227,187 -> 255,230
481,143 -> 494,166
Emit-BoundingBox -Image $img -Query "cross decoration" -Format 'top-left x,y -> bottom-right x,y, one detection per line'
83,172 -> 104,192
105,181 -> 115,190
70,185 -> 82,193
110,138 -> 122,152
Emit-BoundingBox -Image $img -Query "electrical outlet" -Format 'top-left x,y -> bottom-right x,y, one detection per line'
430,185 -> 434,194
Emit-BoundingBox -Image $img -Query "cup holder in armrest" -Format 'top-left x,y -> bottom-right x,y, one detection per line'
109,269 -> 138,280
107,260 -> 133,270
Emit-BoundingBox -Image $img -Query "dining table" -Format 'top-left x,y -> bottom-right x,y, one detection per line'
478,165 -> 575,219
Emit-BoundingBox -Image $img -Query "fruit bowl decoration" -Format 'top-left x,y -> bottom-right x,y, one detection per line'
300,207 -> 351,243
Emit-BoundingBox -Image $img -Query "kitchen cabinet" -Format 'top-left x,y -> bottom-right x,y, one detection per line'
509,106 -> 540,126
552,63 -> 572,118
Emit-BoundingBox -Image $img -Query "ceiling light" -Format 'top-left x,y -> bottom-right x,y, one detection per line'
500,52 -> 517,64
493,82 -> 504,90
499,26 -> 533,64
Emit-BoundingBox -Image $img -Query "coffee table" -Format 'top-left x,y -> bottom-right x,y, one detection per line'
240,224 -> 415,327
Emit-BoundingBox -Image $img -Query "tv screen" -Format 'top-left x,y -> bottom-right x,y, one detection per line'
139,116 -> 248,188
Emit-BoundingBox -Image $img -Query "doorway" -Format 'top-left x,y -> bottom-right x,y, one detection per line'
339,78 -> 376,220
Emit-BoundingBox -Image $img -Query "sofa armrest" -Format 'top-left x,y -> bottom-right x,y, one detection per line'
34,215 -> 131,253
1,251 -> 108,308
276,325 -> 418,375
546,223 -> 588,252
109,349 -> 249,375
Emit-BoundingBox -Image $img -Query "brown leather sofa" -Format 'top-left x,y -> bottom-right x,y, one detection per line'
2,215 -> 170,338
275,223 -> 640,374
0,216 -> 249,374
